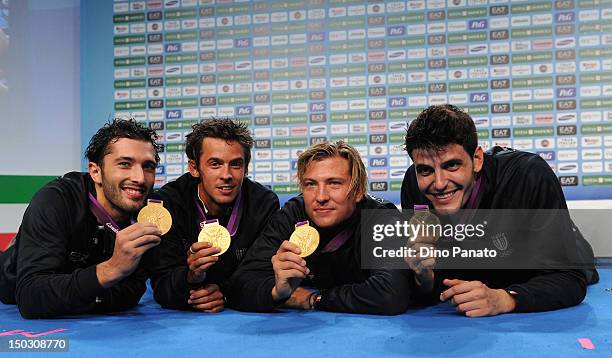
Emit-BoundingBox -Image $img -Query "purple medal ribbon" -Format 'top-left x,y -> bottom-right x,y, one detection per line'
194,191 -> 243,236
88,192 -> 134,233
464,175 -> 483,210
320,228 -> 353,253
457,175 -> 483,224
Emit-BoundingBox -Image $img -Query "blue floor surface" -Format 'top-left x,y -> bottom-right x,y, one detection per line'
1,269 -> 610,357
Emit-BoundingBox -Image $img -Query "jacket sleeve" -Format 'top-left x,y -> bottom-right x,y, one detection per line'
94,267 -> 147,313
221,191 -> 280,305
145,198 -> 194,311
506,269 -> 587,312
15,187 -> 146,319
228,208 -> 292,312
316,269 -> 412,315
503,157 -> 589,312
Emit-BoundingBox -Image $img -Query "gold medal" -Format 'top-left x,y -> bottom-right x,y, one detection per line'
408,208 -> 441,242
198,220 -> 231,256
137,199 -> 172,235
289,221 -> 320,258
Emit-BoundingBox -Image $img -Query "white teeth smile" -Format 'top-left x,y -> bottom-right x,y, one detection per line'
124,188 -> 142,195
433,190 -> 456,199
219,187 -> 232,190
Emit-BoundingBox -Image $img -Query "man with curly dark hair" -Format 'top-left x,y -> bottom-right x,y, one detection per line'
401,104 -> 597,317
146,118 -> 279,313
0,119 -> 162,318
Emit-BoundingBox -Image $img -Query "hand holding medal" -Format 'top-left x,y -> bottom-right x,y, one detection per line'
271,221 -> 319,303
137,199 -> 172,235
198,219 -> 231,256
405,205 -> 440,292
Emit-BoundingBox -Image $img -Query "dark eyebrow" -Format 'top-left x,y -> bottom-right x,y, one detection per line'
441,159 -> 462,169
415,164 -> 433,171
115,156 -> 134,162
143,160 -> 157,167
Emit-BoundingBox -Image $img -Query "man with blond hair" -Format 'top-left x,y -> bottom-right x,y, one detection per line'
228,141 -> 411,315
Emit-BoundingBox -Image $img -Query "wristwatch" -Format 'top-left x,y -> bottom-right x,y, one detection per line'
309,291 -> 323,310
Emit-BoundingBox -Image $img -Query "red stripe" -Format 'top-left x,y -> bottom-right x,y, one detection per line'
0,233 -> 15,252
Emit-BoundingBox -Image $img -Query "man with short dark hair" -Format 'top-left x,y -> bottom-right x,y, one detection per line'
401,104 -> 598,316
0,119 -> 162,318
146,118 -> 279,312
228,141 -> 411,315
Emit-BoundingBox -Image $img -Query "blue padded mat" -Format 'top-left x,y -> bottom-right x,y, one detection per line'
1,269 -> 610,357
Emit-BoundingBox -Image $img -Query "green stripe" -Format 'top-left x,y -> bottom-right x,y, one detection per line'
0,175 -> 58,203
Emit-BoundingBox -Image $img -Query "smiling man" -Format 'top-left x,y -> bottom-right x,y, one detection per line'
228,141 -> 411,315
401,104 -> 598,317
145,118 -> 279,313
0,119 -> 162,318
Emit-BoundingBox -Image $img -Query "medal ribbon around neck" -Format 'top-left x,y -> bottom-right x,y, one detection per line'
88,192 -> 134,233
194,189 -> 243,236
320,227 -> 354,253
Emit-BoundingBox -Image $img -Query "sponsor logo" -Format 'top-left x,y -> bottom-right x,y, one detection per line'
583,162 -> 603,173
310,113 -> 326,123
254,116 -> 270,126
491,103 -> 510,113
370,170 -> 389,180
369,134 -> 387,144
582,137 -> 602,147
310,102 -> 326,112
490,29 -> 508,40
165,43 -> 181,53
470,92 -> 489,103
538,151 -> 556,161
558,150 -> 578,161
236,106 -> 253,115
165,110 -> 182,119
582,149 -> 603,160
370,158 -> 388,167
369,110 -> 386,120
388,26 -> 406,36
389,97 -> 407,107
490,5 -> 508,16
559,176 -> 578,186
557,137 -> 578,148
558,163 -> 578,173
469,19 -> 487,30
148,99 -> 163,109
370,182 -> 388,191
557,125 -> 577,136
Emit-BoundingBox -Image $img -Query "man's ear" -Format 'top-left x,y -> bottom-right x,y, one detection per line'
473,146 -> 484,173
353,189 -> 365,204
88,162 -> 102,185
188,159 -> 200,178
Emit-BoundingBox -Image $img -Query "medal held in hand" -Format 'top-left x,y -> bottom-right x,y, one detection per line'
137,199 -> 172,235
289,221 -> 320,258
409,205 -> 441,242
198,219 -> 231,256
